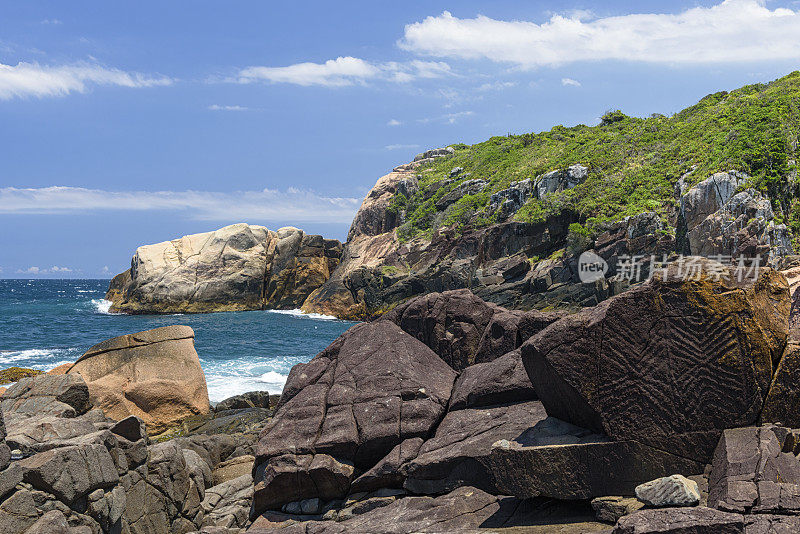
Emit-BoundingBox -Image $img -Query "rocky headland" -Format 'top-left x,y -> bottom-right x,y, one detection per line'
107,224 -> 342,314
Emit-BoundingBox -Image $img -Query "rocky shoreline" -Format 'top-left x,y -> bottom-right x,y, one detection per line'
106,148 -> 793,321
5,256 -> 800,532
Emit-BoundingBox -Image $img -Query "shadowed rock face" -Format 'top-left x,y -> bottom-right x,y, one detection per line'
523,259 -> 790,463
106,223 -> 342,314
66,325 -> 211,433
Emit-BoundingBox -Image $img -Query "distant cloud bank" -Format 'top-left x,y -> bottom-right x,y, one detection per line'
0,186 -> 361,224
0,62 -> 172,100
399,1 -> 800,67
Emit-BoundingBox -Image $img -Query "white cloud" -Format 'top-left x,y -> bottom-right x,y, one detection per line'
385,143 -> 420,150
477,81 -> 517,91
399,2 -> 800,67
387,119 -> 402,126
0,186 -> 361,224
40,19 -> 62,25
16,265 -> 73,275
0,62 -> 173,100
418,110 -> 475,125
236,56 -> 451,87
208,104 -> 248,111
101,266 -> 110,274
561,78 -> 581,87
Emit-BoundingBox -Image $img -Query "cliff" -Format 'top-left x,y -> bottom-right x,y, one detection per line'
301,72 -> 800,318
107,223 -> 342,314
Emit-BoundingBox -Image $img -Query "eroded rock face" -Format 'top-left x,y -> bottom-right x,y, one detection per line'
107,223 -> 342,314
678,171 -> 792,264
523,258 -> 790,462
67,325 -> 211,433
252,321 -> 457,514
708,425 -> 800,514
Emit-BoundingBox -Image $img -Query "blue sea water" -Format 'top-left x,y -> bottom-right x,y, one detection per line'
0,279 -> 355,402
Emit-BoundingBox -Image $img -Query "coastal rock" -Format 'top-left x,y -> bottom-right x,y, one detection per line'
1,374 -> 90,423
67,325 -> 210,433
215,392 -> 278,412
591,496 -> 644,523
612,507 -> 744,534
487,417 -> 703,500
708,425 -> 800,514
250,486 -> 529,534
635,475 -> 700,507
534,164 -> 588,199
252,321 -> 456,513
383,289 -> 564,370
200,473 -> 253,530
212,455 -> 253,486
761,343 -> 800,427
403,401 -> 548,495
678,171 -> 792,264
523,258 -> 789,462
349,438 -> 424,494
448,349 -> 536,410
106,223 -> 342,314
0,408 -> 9,471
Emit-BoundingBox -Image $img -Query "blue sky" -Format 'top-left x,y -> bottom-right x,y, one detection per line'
1,0 -> 799,278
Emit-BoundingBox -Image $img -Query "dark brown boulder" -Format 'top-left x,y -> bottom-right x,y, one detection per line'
403,401 -> 547,495
384,289 -> 564,370
449,349 -> 536,410
252,322 -> 457,514
708,425 -> 800,514
612,507 -> 744,533
523,259 -> 789,462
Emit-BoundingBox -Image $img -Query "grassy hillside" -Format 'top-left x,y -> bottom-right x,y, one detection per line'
391,71 -> 800,243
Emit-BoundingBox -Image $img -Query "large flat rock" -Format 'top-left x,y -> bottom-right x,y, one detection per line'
487,417 -> 704,500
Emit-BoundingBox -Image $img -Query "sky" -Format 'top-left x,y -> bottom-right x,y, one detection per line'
1,0 -> 800,278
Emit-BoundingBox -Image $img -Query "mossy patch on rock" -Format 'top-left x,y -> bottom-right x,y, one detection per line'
0,367 -> 43,384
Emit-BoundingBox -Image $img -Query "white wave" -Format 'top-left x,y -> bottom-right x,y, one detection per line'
204,371 -> 288,402
265,308 -> 338,320
258,370 -> 289,387
0,348 -> 74,365
91,299 -> 116,314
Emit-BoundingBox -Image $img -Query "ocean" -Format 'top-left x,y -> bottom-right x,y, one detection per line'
0,279 -> 355,402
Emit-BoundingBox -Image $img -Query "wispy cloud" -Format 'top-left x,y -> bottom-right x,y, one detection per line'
561,78 -> 581,87
208,104 -> 248,111
385,143 -> 420,150
418,110 -> 475,125
400,2 -> 800,67
0,186 -> 361,224
387,119 -> 402,126
477,81 -> 517,92
0,62 -> 173,100
40,18 -> 63,25
16,265 -> 74,275
236,56 -> 451,87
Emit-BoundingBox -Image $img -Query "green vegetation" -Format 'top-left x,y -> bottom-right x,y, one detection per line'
392,71 -> 800,243
0,367 -> 43,385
